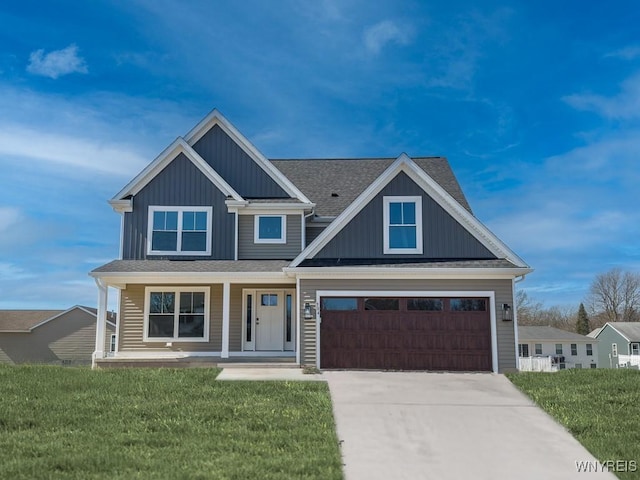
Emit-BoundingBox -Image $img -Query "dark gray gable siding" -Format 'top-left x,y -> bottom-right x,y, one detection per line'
122,152 -> 234,260
314,172 -> 496,260
192,125 -> 289,198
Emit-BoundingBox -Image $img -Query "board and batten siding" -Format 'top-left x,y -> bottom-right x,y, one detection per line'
192,124 -> 289,198
238,215 -> 302,259
315,172 -> 496,260
299,278 -> 515,372
121,153 -> 235,260
118,284 -> 223,352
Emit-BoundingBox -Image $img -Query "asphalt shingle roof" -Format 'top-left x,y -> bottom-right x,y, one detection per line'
518,326 -> 595,342
0,310 -> 63,332
604,322 -> 640,341
271,157 -> 471,217
92,260 -> 291,274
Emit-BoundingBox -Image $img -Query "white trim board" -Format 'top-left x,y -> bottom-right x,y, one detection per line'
111,137 -> 243,204
290,153 -> 529,269
183,109 -> 312,204
314,289 -> 499,373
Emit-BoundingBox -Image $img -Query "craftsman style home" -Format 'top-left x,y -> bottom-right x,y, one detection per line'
91,110 -> 532,372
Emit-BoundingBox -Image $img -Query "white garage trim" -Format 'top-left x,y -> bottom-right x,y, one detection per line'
315,290 -> 498,373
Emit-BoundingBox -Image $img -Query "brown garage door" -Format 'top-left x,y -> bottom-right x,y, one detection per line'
320,297 -> 492,371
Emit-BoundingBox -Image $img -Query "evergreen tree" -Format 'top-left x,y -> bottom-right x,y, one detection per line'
575,303 -> 591,335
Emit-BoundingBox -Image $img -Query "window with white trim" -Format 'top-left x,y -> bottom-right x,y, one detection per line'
147,206 -> 212,255
534,343 -> 542,355
631,343 -> 639,356
586,343 -> 593,356
254,215 -> 286,244
383,196 -> 423,254
144,287 -> 209,341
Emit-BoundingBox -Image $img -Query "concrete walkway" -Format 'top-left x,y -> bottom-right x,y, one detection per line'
325,371 -> 617,480
216,367 -> 325,381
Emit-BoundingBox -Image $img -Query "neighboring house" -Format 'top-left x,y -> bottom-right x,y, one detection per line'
91,109 -> 532,372
0,306 -> 116,365
517,326 -> 597,372
588,322 -> 640,369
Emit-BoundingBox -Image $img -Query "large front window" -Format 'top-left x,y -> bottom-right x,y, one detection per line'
148,206 -> 212,255
144,287 -> 209,341
383,196 -> 422,254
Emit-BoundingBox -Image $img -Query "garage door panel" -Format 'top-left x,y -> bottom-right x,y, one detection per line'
320,296 -> 492,371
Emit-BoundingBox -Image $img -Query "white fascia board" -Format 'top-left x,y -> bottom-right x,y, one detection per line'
89,271 -> 293,285
285,267 -> 533,279
290,153 -> 530,269
183,109 -> 312,204
400,160 -> 529,268
111,137 -> 243,202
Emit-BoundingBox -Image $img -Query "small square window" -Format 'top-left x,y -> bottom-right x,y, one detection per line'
255,216 -> 286,243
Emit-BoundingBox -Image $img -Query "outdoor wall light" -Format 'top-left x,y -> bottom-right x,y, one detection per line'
304,302 -> 313,319
502,303 -> 512,321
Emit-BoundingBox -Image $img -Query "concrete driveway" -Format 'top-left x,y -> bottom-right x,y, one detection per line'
325,371 -> 616,480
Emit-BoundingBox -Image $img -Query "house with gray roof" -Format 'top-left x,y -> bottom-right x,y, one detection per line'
517,326 -> 597,371
0,306 -> 115,365
91,109 -> 532,372
589,322 -> 640,369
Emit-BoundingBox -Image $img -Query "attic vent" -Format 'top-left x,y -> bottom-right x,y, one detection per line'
331,193 -> 339,197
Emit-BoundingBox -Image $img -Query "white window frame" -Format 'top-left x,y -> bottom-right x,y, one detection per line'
586,343 -> 593,356
143,286 -> 210,342
631,343 -> 640,356
254,215 -> 287,244
383,196 -> 423,254
147,206 -> 213,256
534,343 -> 542,355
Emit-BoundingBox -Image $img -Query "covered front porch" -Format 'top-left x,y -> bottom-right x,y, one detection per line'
91,262 -> 302,368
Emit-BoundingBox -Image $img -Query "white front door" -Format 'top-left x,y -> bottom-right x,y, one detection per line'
256,292 -> 284,351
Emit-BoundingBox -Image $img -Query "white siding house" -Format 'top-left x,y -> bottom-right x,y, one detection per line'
518,326 -> 597,372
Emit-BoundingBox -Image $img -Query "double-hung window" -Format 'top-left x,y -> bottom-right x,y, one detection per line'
383,196 -> 422,254
148,206 -> 212,255
144,287 -> 209,342
254,215 -> 286,244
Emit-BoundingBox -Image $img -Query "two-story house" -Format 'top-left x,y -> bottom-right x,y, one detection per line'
91,110 -> 532,372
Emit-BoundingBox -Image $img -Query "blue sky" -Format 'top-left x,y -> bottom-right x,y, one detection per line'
1,0 -> 639,310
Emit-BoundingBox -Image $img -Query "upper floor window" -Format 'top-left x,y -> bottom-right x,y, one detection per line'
147,206 -> 212,256
254,215 -> 286,244
383,196 -> 423,254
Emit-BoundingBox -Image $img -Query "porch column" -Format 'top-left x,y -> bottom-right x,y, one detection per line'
221,282 -> 230,358
92,278 -> 108,368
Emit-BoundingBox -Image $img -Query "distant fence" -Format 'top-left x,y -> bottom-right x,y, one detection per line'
519,356 -> 555,372
618,355 -> 640,368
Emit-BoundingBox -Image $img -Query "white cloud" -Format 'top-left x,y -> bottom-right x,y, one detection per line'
0,124 -> 148,176
604,45 -> 640,60
0,207 -> 20,232
27,44 -> 88,79
363,20 -> 412,54
0,262 -> 33,281
563,72 -> 640,119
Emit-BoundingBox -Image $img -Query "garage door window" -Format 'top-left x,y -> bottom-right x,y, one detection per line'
364,298 -> 399,310
450,299 -> 487,311
407,298 -> 443,311
321,298 -> 358,311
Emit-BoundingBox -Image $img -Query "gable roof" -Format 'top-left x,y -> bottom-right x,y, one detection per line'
289,154 -> 530,269
597,322 -> 640,342
111,137 -> 243,208
184,109 -> 311,203
518,326 -> 595,342
271,157 -> 471,217
0,306 -> 116,333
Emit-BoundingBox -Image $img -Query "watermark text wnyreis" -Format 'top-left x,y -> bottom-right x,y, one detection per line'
576,460 -> 637,473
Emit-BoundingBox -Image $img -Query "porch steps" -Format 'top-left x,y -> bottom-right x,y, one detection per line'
95,357 -> 297,369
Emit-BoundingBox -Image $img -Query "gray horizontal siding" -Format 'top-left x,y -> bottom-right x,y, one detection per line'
122,153 -> 234,260
238,215 -> 302,259
299,278 -> 515,372
193,125 -> 289,198
0,310 -> 114,365
315,172 -> 496,260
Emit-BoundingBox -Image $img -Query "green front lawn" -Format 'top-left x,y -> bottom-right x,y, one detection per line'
0,365 -> 343,480
507,369 -> 640,480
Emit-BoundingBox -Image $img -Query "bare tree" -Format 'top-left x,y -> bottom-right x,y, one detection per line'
587,268 -> 640,322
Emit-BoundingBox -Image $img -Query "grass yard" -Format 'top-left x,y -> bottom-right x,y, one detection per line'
0,365 -> 343,480
507,369 -> 640,480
